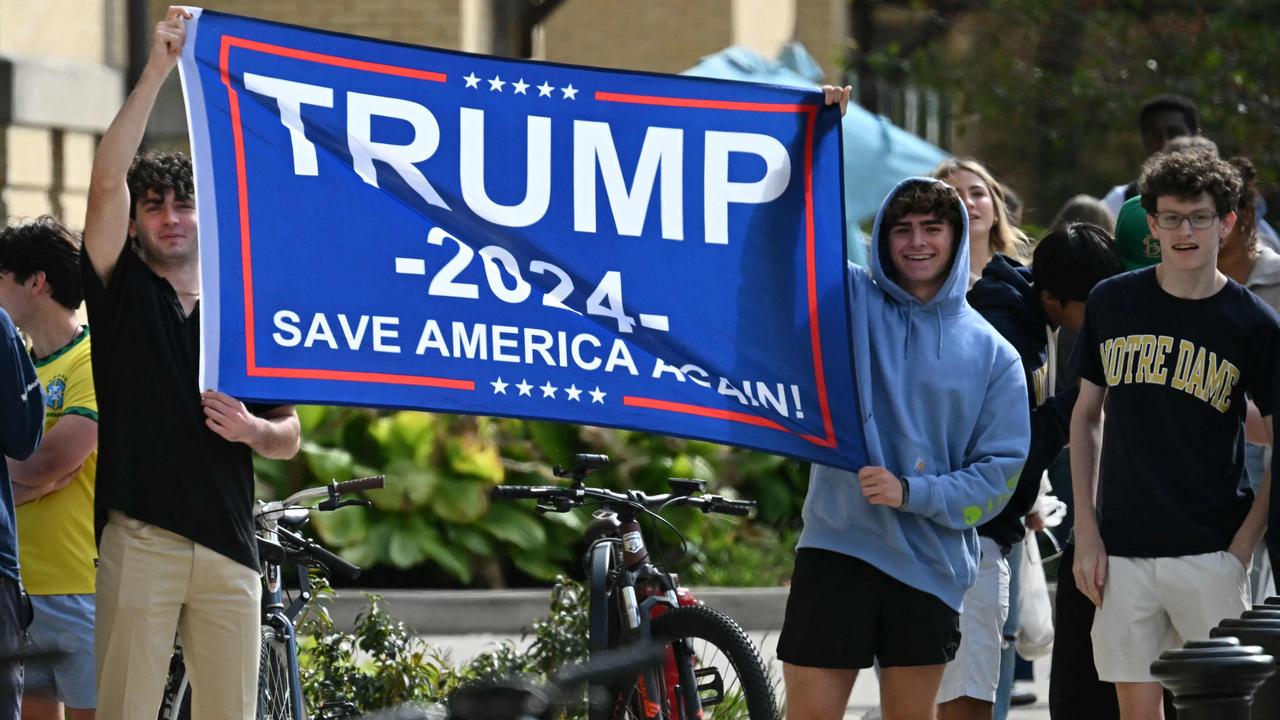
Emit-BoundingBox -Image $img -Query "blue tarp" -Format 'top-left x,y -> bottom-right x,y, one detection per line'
685,44 -> 949,267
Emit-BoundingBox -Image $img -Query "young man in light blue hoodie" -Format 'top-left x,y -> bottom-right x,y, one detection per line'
778,166 -> 1030,720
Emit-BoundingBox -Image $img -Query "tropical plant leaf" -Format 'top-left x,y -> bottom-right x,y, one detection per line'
448,525 -> 495,556
341,411 -> 388,468
417,525 -> 473,584
510,550 -> 563,581
309,504 -> 370,546
302,442 -> 354,483
443,435 -> 504,484
387,525 -> 428,568
368,458 -> 439,512
526,421 -> 578,465
429,480 -> 490,524
478,501 -> 546,550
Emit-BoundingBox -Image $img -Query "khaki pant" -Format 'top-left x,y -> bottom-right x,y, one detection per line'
95,512 -> 260,720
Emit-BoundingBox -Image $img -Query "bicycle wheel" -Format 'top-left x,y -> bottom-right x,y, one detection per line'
613,604 -> 777,720
158,649 -> 192,720
587,541 -> 621,720
257,627 -> 296,720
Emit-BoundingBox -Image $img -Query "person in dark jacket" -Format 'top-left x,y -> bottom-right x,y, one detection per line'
935,223 -> 1123,720
0,305 -> 45,719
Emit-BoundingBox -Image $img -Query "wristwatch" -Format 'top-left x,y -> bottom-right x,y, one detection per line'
898,476 -> 910,509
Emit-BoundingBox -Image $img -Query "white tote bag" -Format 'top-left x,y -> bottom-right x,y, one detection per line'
1016,524 -> 1055,660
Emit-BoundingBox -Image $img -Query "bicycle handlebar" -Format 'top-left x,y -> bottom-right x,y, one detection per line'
491,484 -> 755,517
259,475 -> 385,518
306,541 -> 361,580
334,475 -> 385,493
277,527 -> 362,580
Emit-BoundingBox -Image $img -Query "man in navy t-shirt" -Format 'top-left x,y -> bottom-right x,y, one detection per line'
1072,147 -> 1280,719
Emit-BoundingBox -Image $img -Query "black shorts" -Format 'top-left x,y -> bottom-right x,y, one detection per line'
777,548 -> 961,669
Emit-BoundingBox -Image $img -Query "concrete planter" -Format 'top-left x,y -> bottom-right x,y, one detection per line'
327,586 -> 790,634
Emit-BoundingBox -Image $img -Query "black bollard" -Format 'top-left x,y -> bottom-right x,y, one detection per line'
1150,638 -> 1275,720
1213,618 -> 1280,719
1244,606 -> 1280,620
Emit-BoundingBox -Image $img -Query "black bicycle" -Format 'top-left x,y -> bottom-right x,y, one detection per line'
492,454 -> 777,720
159,476 -> 384,720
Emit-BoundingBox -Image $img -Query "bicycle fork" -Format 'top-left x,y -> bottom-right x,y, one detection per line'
263,555 -> 306,720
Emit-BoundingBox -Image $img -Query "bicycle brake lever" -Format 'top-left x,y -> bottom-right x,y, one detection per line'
317,497 -> 371,511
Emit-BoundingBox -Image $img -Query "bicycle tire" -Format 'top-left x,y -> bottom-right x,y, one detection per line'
613,604 -> 777,720
587,540 -> 620,720
158,650 -> 192,720
257,627 -> 296,720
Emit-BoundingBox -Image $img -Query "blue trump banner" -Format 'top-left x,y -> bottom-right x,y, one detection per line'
178,9 -> 868,470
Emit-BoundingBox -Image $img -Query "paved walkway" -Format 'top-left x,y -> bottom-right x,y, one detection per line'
419,631 -> 1052,719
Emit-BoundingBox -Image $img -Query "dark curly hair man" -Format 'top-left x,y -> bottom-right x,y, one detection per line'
1070,125 -> 1280,719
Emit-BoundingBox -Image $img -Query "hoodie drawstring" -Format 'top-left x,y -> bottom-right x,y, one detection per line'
935,306 -> 944,359
902,304 -> 945,359
903,305 -> 914,358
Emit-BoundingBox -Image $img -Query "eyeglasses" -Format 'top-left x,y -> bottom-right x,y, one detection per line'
1153,211 -> 1218,230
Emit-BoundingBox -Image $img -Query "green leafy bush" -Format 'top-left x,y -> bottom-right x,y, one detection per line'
257,407 -> 804,588
297,576 -> 590,714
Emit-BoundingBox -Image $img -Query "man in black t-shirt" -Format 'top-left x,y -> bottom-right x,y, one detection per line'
83,9 -> 301,719
1072,147 -> 1279,719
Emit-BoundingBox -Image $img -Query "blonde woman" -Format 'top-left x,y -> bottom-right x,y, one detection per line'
933,158 -> 1029,286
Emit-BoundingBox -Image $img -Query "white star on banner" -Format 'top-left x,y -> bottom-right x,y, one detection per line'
589,386 -> 607,404
561,84 -> 578,100
516,379 -> 533,396
537,81 -> 554,97
490,377 -> 509,394
540,381 -> 558,399
565,384 -> 583,401
488,75 -> 506,92
463,72 -> 480,89
512,78 -> 529,95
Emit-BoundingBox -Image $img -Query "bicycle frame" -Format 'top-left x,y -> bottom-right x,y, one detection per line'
588,509 -> 703,720
255,481 -> 364,720
494,459 -> 757,720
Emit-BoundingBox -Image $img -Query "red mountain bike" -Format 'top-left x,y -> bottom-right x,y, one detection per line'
493,454 -> 777,720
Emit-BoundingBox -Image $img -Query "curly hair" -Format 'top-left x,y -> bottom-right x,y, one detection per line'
932,158 -> 1029,261
1138,148 -> 1242,217
0,216 -> 84,310
1227,156 -> 1259,252
127,150 -> 193,218
878,181 -> 966,275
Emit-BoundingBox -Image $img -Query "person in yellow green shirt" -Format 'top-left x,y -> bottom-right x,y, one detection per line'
0,216 -> 98,720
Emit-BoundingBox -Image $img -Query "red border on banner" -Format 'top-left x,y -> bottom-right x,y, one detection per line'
219,35 -> 471,392
219,37 -> 839,446
598,92 -> 835,448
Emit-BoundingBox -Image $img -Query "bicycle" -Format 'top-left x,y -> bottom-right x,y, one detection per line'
492,454 -> 778,720
158,475 -> 385,720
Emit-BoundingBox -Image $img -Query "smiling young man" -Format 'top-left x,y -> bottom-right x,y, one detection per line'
82,8 -> 301,719
779,163 -> 1030,719
1072,148 -> 1280,720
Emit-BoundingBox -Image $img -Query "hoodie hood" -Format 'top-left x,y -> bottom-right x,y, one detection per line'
869,176 -> 972,315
